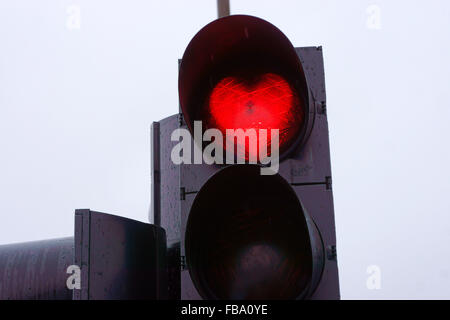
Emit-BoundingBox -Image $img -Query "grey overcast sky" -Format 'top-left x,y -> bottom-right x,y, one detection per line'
1,0 -> 450,299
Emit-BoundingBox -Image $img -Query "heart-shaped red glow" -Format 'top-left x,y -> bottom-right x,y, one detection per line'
206,73 -> 304,161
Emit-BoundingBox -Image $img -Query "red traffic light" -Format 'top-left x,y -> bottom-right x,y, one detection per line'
207,72 -> 304,160
179,15 -> 309,161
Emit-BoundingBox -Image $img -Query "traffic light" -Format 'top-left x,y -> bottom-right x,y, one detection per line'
151,15 -> 339,300
0,14 -> 339,301
0,210 -> 166,300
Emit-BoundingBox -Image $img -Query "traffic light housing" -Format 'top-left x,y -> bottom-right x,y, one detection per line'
73,210 -> 167,300
151,15 -> 339,300
0,210 -> 167,300
178,15 -> 310,162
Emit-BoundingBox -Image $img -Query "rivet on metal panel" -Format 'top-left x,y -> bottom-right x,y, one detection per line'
181,255 -> 187,270
326,245 -> 337,261
180,187 -> 186,201
178,113 -> 184,127
316,101 -> 326,115
325,176 -> 332,190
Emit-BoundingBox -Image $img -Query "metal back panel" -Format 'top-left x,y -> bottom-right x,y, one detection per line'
74,209 -> 167,300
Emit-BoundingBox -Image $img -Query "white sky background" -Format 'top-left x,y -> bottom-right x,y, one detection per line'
1,0 -> 450,299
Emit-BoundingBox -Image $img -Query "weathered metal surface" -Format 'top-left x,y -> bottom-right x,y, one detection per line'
292,184 -> 340,300
0,237 -> 74,300
278,47 -> 333,185
73,209 -> 167,300
151,115 -> 182,300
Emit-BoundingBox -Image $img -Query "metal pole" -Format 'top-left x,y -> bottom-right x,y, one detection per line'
217,0 -> 230,18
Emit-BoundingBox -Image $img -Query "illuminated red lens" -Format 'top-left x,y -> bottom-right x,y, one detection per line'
206,73 -> 304,160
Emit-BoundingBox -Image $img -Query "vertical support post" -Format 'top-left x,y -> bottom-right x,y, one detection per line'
217,0 -> 230,18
